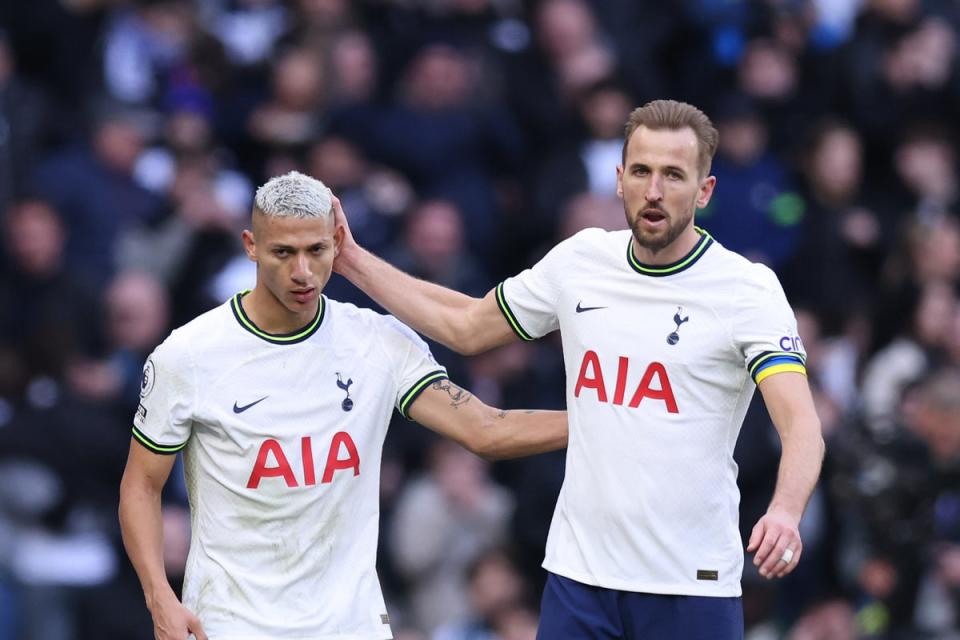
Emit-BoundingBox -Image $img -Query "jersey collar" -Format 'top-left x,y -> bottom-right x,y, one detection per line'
231,290 -> 326,345
627,227 -> 714,277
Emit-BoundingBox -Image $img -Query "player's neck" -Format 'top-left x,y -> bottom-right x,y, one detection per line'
242,287 -> 319,335
631,224 -> 701,266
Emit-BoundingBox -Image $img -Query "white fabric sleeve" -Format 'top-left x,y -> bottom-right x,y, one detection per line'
378,316 -> 448,419
496,231 -> 585,340
729,264 -> 807,385
131,334 -> 197,454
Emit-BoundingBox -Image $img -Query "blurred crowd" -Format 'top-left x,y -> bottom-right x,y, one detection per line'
0,0 -> 959,638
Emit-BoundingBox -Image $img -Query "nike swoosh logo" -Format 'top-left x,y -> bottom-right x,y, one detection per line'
233,396 -> 268,414
576,302 -> 607,313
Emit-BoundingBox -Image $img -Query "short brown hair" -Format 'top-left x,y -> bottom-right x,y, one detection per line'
622,100 -> 719,176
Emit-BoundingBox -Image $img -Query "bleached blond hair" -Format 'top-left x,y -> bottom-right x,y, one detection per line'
254,171 -> 333,219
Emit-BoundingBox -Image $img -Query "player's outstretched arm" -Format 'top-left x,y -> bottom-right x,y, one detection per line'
332,196 -> 515,355
747,372 -> 825,580
119,441 -> 208,640
407,378 -> 567,460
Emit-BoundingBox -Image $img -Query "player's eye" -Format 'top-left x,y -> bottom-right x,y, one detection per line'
273,248 -> 291,257
632,167 -> 648,176
310,245 -> 327,254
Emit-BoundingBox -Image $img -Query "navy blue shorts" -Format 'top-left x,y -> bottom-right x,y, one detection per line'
537,572 -> 744,640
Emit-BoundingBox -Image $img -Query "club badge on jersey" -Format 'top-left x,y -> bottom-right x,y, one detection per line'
336,372 -> 354,411
666,306 -> 690,345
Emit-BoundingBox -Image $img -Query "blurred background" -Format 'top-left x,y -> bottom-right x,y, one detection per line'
0,0 -> 959,638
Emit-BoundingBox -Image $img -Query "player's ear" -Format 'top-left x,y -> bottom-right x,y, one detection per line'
696,175 -> 716,209
333,218 -> 344,256
241,229 -> 257,261
616,165 -> 624,198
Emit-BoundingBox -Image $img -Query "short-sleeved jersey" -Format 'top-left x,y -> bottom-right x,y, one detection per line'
133,293 -> 446,640
496,228 -> 806,597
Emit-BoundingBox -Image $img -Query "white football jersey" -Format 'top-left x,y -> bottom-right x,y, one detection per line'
133,293 -> 446,640
497,228 -> 806,597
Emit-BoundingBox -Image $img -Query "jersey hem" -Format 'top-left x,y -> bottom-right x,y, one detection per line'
542,563 -> 742,598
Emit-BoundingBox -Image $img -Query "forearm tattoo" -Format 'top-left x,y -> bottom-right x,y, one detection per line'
432,380 -> 473,409
496,409 -> 537,419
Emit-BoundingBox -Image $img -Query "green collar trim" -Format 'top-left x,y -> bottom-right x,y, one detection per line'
231,290 -> 325,345
627,227 -> 714,277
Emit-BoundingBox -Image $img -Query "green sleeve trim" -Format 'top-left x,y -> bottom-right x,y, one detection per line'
132,426 -> 187,455
398,371 -> 449,419
495,282 -> 535,341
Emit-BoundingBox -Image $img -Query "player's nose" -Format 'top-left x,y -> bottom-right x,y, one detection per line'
291,253 -> 312,281
645,176 -> 663,201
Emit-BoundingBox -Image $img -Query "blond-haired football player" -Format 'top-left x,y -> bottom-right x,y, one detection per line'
119,171 -> 567,640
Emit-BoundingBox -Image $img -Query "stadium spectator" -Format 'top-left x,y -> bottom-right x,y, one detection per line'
832,367 -> 960,635
892,123 -> 959,221
201,0 -> 289,68
699,93 -> 801,270
784,120 -> 885,331
503,0 -> 616,152
66,271 -> 170,408
531,0 -> 616,103
388,199 -> 489,299
247,45 -> 327,151
391,439 -> 514,634
132,94 -> 253,220
531,78 -> 633,227
0,197 -> 102,399
100,0 -> 200,107
285,0 -> 355,52
0,31 -> 47,217
327,29 -> 380,107
31,108 -> 167,286
307,135 -> 412,256
735,37 -> 812,154
557,192 -> 626,239
844,8 -> 960,153
433,547 -> 534,640
862,281 -> 957,437
336,42 -> 524,261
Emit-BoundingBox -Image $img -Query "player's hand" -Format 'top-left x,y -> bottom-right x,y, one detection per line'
746,506 -> 802,579
331,194 -> 359,274
150,591 -> 208,640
